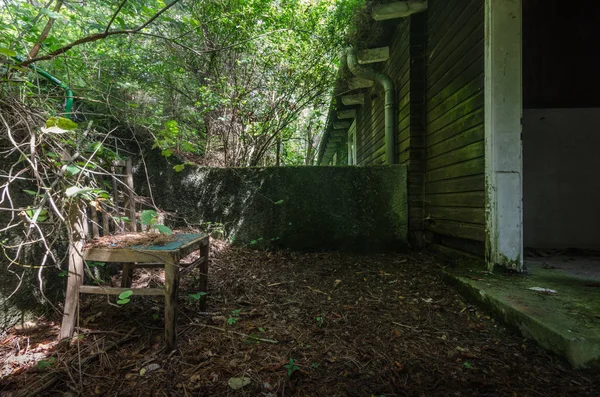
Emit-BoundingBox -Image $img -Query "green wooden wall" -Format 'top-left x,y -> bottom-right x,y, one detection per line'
346,0 -> 486,254
423,0 -> 485,254
355,19 -> 411,166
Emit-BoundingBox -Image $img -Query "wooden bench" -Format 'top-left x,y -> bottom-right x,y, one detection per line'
59,159 -> 209,351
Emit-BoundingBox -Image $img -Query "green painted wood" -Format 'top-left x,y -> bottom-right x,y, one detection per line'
132,233 -> 206,251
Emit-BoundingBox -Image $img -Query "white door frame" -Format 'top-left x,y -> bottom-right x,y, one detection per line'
484,0 -> 523,271
347,120 -> 357,165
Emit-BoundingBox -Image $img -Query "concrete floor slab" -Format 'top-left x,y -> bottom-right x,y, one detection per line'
444,257 -> 600,369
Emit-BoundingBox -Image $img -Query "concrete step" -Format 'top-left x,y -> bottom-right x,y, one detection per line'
444,260 -> 600,369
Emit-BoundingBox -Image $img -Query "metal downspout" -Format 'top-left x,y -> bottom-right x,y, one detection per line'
344,47 -> 396,164
13,56 -> 74,119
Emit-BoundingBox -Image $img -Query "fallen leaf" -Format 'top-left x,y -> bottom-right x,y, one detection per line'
190,374 -> 202,382
228,377 -> 251,390
140,363 -> 160,376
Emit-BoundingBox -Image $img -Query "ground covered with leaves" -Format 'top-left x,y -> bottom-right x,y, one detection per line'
1,245 -> 599,396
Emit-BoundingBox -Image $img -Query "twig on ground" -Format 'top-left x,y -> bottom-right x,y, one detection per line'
191,323 -> 279,344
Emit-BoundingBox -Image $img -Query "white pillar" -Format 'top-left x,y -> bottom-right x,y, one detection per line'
484,0 -> 523,271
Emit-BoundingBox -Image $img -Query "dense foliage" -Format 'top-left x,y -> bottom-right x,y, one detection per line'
1,0 -> 365,166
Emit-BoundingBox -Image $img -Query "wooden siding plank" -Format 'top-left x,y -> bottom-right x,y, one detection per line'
427,93 -> 484,136
427,109 -> 484,146
427,75 -> 484,123
428,0 -> 460,34
427,219 -> 485,241
424,191 -> 485,207
426,206 -> 485,224
426,141 -> 484,170
425,157 -> 485,182
428,1 -> 483,69
425,175 -> 485,194
427,125 -> 483,159
428,42 -> 484,101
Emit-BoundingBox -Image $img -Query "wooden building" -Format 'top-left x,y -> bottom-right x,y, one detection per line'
317,0 -> 600,270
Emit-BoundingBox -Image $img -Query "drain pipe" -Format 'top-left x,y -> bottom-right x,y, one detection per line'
344,47 -> 396,164
13,55 -> 74,119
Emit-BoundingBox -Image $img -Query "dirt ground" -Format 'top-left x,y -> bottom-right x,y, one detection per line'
1,244 -> 599,396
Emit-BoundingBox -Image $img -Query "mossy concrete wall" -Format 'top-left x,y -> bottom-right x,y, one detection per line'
137,153 -> 408,252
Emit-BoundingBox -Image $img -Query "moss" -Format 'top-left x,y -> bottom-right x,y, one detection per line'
445,264 -> 600,369
136,151 -> 409,252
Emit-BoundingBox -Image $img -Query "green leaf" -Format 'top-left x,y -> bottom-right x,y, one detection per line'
46,117 -> 78,131
140,210 -> 158,225
274,200 -> 284,205
65,186 -> 93,197
153,224 -> 173,235
23,189 -> 38,196
188,292 -> 207,302
117,298 -> 130,305
0,47 -> 17,57
40,8 -> 63,19
173,164 -> 185,172
36,357 -> 56,370
161,149 -> 173,158
463,361 -> 473,369
118,290 -> 133,300
64,165 -> 81,176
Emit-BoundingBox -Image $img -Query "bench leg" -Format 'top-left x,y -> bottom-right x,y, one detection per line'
199,242 -> 209,311
60,207 -> 86,340
164,261 -> 179,351
121,263 -> 134,288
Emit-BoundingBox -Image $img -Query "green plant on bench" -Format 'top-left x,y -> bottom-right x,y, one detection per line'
139,209 -> 172,235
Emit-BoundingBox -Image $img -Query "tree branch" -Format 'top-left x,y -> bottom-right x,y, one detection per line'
19,0 -> 181,66
105,0 -> 128,33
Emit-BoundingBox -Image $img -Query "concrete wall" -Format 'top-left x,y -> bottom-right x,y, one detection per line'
523,108 -> 600,249
137,153 -> 408,252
